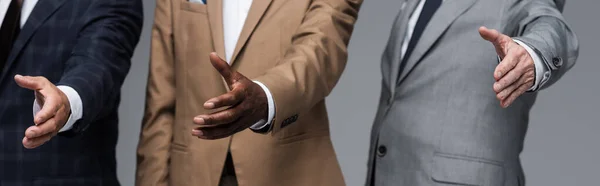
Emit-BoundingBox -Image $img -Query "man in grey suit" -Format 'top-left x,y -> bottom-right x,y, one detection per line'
367,0 -> 578,185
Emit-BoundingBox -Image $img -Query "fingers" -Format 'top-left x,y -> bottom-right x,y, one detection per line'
23,119 -> 58,149
34,97 -> 59,125
493,44 -> 535,108
494,45 -> 535,91
25,118 -> 58,139
192,127 -> 230,140
493,46 -> 521,81
14,75 -> 46,90
14,75 -> 57,124
498,68 -> 535,99
493,61 -> 521,92
496,79 -> 519,101
192,119 -> 248,140
209,52 -> 234,84
22,132 -> 53,149
204,88 -> 245,109
193,107 -> 243,126
478,26 -> 512,57
500,82 -> 531,108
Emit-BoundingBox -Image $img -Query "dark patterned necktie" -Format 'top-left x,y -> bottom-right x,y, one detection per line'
0,0 -> 23,70
400,0 -> 442,64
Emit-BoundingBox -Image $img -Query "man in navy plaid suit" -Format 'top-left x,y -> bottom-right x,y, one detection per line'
0,0 -> 142,185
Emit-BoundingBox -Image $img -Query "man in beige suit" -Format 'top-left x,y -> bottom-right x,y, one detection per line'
136,0 -> 362,185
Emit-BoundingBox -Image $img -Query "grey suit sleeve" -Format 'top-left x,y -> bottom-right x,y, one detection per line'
510,0 -> 579,90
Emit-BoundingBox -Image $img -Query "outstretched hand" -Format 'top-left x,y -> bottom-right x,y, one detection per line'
479,26 -> 535,108
192,53 -> 268,139
14,75 -> 70,149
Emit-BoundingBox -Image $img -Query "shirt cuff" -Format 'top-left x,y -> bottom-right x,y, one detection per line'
249,81 -> 275,130
31,86 -> 83,133
513,39 -> 550,92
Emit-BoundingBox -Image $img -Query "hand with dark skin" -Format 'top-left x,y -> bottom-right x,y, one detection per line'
192,53 -> 269,140
479,26 -> 536,108
14,75 -> 71,149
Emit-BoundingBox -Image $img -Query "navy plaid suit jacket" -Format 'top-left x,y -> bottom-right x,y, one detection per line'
0,0 -> 142,185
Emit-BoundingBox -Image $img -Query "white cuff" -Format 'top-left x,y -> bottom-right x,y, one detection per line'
249,81 -> 275,130
513,39 -> 549,91
32,86 -> 83,133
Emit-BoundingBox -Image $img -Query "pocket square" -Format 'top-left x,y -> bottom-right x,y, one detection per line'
189,0 -> 206,4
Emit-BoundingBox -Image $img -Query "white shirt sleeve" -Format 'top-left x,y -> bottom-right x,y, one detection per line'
32,86 -> 83,133
513,39 -> 550,91
249,81 -> 275,130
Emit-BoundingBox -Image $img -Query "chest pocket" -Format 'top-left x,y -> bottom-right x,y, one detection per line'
176,0 -> 211,68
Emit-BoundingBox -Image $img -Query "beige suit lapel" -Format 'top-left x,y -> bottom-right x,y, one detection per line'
229,0 -> 273,65
207,0 -> 226,59
207,0 -> 236,90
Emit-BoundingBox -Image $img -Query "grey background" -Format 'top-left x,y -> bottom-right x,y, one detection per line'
117,0 -> 599,185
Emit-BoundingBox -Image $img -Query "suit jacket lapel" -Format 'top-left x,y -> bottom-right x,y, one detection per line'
397,0 -> 477,84
207,0 -> 226,59
207,0 -> 233,90
229,0 -> 272,65
388,0 -> 421,89
0,0 -> 68,82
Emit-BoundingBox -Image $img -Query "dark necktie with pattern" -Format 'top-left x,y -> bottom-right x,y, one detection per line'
400,0 -> 442,65
0,0 -> 23,71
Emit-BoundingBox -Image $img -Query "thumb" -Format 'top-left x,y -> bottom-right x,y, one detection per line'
209,52 -> 234,84
478,26 -> 511,57
35,91 -> 45,107
34,95 -> 58,125
35,90 -> 46,107
15,75 -> 45,91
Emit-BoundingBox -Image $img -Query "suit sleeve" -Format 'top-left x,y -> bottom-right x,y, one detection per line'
253,0 -> 363,134
56,0 -> 143,134
135,0 -> 174,185
510,0 -> 579,90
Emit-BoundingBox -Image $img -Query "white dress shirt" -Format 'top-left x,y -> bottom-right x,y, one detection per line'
406,0 -> 549,91
223,0 -> 275,129
0,0 -> 82,132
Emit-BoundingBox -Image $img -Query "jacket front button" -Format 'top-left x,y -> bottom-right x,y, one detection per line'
377,145 -> 387,157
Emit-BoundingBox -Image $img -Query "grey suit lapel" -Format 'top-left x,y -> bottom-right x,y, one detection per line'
396,0 -> 478,84
386,0 -> 421,89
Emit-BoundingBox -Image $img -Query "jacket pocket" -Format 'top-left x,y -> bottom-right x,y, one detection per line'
180,0 -> 207,14
278,128 -> 330,145
431,152 -> 505,186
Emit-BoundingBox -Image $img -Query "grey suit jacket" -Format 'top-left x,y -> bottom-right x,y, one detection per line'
367,0 -> 578,185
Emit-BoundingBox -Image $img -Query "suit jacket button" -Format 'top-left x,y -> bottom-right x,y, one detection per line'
377,145 -> 387,157
552,57 -> 563,68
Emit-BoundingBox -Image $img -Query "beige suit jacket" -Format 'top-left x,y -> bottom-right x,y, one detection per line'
136,0 -> 362,185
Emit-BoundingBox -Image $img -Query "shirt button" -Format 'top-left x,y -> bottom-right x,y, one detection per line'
377,145 -> 387,157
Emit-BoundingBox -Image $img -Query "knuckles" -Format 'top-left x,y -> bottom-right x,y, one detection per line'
525,76 -> 535,84
225,94 -> 236,102
225,111 -> 235,119
514,46 -> 527,56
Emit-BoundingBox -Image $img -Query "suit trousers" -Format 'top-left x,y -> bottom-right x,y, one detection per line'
219,152 -> 238,186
